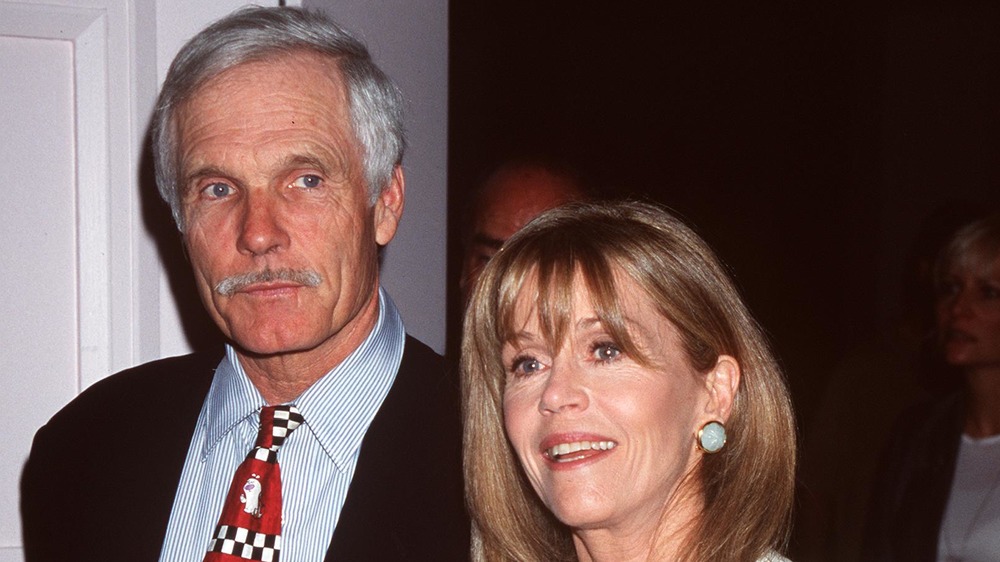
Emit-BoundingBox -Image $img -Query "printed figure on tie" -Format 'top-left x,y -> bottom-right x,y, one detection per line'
241,475 -> 263,518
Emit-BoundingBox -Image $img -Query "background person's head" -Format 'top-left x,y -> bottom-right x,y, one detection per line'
459,158 -> 589,303
462,200 -> 796,561
933,213 -> 1000,373
152,6 -> 405,232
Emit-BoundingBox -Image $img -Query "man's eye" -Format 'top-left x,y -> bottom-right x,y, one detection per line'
475,252 -> 495,268
202,182 -> 233,198
289,174 -> 322,189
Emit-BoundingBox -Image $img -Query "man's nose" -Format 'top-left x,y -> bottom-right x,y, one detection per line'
237,192 -> 290,256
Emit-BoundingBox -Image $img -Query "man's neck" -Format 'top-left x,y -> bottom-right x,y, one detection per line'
236,291 -> 381,404
964,366 -> 1000,438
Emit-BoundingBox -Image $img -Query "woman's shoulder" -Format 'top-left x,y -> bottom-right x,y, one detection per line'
757,551 -> 792,562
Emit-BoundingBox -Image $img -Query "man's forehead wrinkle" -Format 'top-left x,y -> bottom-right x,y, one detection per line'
177,106 -> 357,188
180,56 -> 350,128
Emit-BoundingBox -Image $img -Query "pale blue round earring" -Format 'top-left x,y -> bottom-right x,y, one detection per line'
697,421 -> 727,453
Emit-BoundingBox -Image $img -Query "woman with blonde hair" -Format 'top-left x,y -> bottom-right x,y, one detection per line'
864,212 -> 1000,561
462,200 -> 796,561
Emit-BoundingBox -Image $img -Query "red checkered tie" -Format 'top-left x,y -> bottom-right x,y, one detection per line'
204,405 -> 303,562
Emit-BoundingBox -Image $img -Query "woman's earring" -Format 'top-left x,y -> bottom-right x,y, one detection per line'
697,421 -> 727,453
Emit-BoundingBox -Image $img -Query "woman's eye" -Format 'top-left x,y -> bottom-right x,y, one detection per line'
937,281 -> 961,299
592,342 -> 621,363
510,355 -> 543,377
202,182 -> 233,198
289,174 -> 322,189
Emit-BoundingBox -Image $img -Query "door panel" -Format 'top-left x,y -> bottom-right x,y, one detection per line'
0,32 -> 78,554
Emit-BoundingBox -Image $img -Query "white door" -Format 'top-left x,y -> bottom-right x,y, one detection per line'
2,5 -> 122,560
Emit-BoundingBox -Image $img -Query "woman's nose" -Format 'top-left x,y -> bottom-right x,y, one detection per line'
538,363 -> 589,415
946,287 -> 975,317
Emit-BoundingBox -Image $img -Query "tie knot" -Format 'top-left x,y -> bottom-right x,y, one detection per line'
253,405 -> 304,458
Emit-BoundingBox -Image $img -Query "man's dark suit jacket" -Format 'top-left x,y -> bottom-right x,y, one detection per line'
21,336 -> 470,561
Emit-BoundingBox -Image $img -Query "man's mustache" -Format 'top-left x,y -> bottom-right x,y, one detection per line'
215,268 -> 322,296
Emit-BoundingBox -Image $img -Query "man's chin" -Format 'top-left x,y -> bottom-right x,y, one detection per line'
223,326 -> 326,358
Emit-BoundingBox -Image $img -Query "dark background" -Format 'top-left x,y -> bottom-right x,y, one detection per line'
447,1 -> 1000,438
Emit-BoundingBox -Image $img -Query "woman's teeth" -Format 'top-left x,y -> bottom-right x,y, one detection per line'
546,440 -> 616,461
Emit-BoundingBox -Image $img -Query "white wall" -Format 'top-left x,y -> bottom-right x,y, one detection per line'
1,2 -> 145,557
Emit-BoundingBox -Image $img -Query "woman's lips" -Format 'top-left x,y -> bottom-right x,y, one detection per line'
540,434 -> 618,466
943,328 -> 976,343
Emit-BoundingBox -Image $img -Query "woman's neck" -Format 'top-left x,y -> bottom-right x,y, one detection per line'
573,528 -> 683,562
571,494 -> 702,562
964,367 -> 1000,438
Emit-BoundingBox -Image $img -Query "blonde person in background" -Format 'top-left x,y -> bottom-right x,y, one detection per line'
864,212 -> 1000,562
462,200 -> 796,561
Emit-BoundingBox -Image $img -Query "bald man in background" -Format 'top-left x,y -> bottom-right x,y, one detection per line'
459,158 -> 589,302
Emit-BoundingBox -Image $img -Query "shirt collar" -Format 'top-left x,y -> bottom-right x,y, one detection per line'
200,287 -> 406,471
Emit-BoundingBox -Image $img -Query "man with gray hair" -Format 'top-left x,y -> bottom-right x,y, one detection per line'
21,7 -> 468,561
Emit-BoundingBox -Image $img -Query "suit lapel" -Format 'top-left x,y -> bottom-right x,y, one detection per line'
324,336 -> 468,560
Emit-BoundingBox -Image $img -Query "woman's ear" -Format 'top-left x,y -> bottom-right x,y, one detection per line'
704,355 -> 740,423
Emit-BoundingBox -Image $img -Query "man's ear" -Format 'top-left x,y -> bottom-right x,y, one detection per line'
704,355 -> 740,423
374,165 -> 405,246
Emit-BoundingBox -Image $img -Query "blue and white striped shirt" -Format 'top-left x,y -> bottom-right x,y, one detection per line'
159,288 -> 405,562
